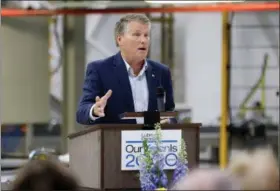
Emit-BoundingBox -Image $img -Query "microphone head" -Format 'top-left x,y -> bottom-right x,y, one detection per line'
156,87 -> 164,97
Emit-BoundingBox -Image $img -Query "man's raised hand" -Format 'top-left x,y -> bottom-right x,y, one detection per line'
93,90 -> 112,117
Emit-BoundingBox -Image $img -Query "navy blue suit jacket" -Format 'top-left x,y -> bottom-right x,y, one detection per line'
76,52 -> 175,125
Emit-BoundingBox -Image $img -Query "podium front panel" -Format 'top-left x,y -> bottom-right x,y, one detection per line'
102,124 -> 200,189
69,129 -> 102,189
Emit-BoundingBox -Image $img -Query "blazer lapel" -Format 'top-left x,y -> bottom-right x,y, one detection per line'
145,62 -> 157,111
113,52 -> 135,112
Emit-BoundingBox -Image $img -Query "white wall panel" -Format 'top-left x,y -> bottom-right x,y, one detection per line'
1,17 -> 50,124
231,47 -> 278,67
232,28 -> 279,47
231,69 -> 279,87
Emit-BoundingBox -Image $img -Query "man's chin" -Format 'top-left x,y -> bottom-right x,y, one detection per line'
136,52 -> 148,59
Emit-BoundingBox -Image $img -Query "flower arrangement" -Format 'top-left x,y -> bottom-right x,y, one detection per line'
138,123 -> 189,191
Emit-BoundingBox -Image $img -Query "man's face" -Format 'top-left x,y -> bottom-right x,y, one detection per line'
117,21 -> 150,61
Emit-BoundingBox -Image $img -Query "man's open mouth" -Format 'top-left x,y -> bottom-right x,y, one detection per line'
138,48 -> 146,51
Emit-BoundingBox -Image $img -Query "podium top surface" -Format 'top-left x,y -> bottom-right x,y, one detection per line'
120,111 -> 178,119
68,123 -> 201,139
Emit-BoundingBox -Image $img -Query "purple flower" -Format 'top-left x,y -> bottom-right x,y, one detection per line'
171,160 -> 188,187
148,164 -> 168,188
140,174 -> 157,191
160,170 -> 168,187
139,147 -> 168,190
139,163 -> 157,191
139,125 -> 178,191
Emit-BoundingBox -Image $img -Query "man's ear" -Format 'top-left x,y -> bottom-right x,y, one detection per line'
117,35 -> 122,46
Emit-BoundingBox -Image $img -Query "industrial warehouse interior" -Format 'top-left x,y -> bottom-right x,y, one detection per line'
0,1 -> 279,190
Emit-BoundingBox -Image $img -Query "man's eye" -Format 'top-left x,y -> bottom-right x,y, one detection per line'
133,33 -> 141,36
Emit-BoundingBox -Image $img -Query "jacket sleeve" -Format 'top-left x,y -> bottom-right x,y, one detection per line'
164,68 -> 175,112
76,63 -> 102,125
164,68 -> 177,124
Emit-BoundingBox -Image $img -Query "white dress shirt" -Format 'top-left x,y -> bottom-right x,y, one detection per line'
89,59 -> 149,124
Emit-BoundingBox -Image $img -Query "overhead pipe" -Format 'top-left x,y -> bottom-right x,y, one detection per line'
2,2 -> 279,17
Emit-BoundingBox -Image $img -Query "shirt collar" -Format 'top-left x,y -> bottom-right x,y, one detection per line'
123,59 -> 148,77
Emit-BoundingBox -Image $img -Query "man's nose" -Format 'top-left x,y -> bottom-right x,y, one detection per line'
140,35 -> 148,43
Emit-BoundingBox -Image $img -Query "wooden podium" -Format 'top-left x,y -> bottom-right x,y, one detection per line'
68,112 -> 201,191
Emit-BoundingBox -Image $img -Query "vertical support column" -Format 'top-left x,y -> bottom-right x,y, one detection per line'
220,11 -> 229,169
25,124 -> 33,154
167,12 -> 174,77
61,15 -> 85,153
0,14 -> 2,178
160,6 -> 166,64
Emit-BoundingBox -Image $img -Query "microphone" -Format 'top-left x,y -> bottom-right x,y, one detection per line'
156,87 -> 165,112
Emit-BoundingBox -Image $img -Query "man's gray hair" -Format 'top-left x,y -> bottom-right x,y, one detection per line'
114,14 -> 151,47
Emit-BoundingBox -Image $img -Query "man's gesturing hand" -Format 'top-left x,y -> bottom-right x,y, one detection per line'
93,90 -> 112,117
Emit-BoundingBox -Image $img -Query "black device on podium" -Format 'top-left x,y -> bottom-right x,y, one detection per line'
142,87 -> 165,129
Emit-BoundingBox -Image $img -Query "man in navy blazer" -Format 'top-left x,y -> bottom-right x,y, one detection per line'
76,14 -> 175,125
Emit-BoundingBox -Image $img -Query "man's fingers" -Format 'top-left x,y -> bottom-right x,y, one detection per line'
96,108 -> 105,117
95,96 -> 101,102
95,112 -> 105,117
103,89 -> 112,100
94,106 -> 105,117
95,96 -> 104,107
94,105 -> 104,112
94,91 -> 111,117
160,118 -> 169,124
98,107 -> 104,113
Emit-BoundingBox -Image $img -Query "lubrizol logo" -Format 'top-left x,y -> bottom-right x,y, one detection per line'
121,130 -> 182,171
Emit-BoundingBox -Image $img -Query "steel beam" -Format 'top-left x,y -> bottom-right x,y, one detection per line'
61,15 -> 85,153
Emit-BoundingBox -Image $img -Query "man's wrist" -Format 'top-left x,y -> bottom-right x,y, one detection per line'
89,104 -> 98,120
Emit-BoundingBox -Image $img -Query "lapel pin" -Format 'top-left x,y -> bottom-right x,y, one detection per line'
152,74 -> 155,78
